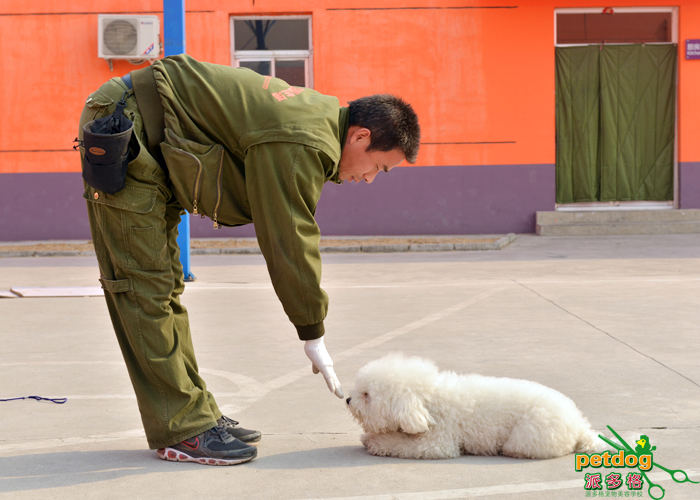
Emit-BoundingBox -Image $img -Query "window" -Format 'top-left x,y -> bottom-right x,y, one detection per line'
230,16 -> 312,88
556,8 -> 676,45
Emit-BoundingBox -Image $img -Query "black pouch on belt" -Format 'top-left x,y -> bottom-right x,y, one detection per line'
81,93 -> 134,195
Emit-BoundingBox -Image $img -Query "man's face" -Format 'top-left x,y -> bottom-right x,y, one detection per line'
338,126 -> 406,184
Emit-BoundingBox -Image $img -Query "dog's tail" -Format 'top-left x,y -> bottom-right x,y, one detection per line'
575,430 -> 610,454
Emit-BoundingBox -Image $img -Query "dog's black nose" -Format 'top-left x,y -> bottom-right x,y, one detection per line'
346,397 -> 351,405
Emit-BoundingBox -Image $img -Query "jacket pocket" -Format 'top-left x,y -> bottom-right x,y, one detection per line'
80,90 -> 114,124
160,129 -> 224,219
86,89 -> 114,105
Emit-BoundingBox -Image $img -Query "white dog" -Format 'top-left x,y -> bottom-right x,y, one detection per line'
346,353 -> 604,459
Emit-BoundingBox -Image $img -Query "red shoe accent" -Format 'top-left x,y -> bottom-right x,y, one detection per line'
181,438 -> 199,450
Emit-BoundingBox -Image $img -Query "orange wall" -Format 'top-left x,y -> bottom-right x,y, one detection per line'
678,4 -> 700,163
1,1 -> 699,175
316,4 -> 556,167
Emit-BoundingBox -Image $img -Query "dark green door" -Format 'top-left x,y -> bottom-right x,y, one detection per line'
555,44 -> 677,204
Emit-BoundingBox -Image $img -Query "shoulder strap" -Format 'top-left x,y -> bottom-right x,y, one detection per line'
130,66 -> 168,176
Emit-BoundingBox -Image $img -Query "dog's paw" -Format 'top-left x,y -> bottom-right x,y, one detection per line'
360,433 -> 370,448
361,433 -> 395,457
362,435 -> 389,457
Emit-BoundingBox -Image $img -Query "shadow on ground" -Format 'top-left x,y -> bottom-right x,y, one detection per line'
0,449 -> 167,493
249,445 -> 529,470
0,446 -> 530,492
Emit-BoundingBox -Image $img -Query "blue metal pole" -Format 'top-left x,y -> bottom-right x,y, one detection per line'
163,0 -> 185,56
163,0 -> 195,281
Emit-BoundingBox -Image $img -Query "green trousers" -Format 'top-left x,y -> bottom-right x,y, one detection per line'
78,77 -> 221,449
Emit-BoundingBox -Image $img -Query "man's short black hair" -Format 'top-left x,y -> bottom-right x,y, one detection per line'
348,94 -> 420,164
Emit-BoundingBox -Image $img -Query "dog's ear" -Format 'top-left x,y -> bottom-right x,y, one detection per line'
395,392 -> 434,434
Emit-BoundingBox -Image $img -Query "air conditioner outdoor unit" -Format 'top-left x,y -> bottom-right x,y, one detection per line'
98,14 -> 160,69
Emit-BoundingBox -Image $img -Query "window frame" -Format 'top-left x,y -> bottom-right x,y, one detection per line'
554,6 -> 678,47
230,15 -> 313,89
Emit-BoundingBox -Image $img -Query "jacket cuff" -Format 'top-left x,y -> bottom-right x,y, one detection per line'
295,321 -> 325,341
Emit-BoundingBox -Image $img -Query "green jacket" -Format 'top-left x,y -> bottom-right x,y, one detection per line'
154,55 -> 348,340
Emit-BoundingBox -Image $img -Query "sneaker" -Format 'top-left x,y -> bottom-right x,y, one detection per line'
217,415 -> 262,445
157,424 -> 257,466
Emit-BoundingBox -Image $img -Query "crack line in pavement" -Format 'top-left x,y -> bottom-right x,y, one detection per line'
184,277 -> 700,291
0,288 -> 506,454
263,287 -> 506,393
515,281 -> 700,390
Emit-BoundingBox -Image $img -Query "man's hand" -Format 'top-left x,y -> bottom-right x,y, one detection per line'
304,338 -> 344,398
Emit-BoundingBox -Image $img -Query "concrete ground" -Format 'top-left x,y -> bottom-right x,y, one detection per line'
1,234 -> 699,500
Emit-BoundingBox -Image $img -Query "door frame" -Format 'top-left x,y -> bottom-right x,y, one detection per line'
553,6 -> 679,211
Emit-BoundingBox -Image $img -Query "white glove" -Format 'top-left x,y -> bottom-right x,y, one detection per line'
304,338 -> 344,398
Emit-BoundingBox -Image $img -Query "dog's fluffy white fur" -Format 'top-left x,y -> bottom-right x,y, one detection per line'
347,353 -> 603,460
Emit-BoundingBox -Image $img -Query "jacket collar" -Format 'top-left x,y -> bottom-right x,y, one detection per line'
327,106 -> 350,184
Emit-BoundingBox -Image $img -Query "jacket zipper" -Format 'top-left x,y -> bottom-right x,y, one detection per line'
172,148 -> 203,215
212,147 -> 224,229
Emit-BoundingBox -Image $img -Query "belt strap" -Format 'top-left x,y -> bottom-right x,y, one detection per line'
128,67 -> 168,176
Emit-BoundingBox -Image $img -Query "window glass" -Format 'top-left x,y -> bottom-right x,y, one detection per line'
275,60 -> 305,87
234,20 -> 309,50
239,60 -> 271,76
557,13 -> 672,44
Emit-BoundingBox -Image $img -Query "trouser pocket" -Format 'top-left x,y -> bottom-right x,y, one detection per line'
99,276 -> 132,293
129,226 -> 160,268
85,184 -> 169,271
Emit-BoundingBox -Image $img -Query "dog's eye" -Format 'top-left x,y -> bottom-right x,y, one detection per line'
363,392 -> 369,398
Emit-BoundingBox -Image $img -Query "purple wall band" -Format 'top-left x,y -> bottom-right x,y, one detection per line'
3,163 -> 554,241
680,162 -> 700,209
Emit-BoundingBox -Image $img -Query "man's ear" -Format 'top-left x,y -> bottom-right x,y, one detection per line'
350,127 -> 371,144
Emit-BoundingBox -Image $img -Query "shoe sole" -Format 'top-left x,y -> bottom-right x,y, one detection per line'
157,447 -> 256,466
